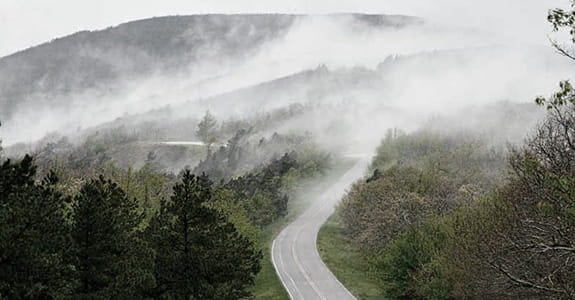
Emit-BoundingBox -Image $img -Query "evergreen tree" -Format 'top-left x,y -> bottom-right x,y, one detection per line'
0,155 -> 72,299
147,170 -> 261,299
0,121 -> 3,156
70,175 -> 153,299
196,110 -> 218,154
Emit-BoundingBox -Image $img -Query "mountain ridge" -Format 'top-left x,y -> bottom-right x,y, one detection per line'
0,13 -> 420,122
0,13 -> 420,60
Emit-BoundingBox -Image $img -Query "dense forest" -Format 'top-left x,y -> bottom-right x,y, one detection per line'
0,107 -> 333,299
336,5 -> 575,299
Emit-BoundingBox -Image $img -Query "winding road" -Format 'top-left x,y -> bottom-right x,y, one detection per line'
272,157 -> 370,300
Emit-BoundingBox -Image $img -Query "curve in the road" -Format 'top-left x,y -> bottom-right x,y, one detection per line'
272,158 -> 370,300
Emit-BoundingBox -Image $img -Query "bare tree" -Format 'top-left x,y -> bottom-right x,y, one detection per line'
478,53 -> 575,300
451,5 -> 575,297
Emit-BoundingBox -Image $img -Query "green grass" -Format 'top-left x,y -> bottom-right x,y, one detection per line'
250,158 -> 358,299
317,213 -> 386,300
249,221 -> 289,300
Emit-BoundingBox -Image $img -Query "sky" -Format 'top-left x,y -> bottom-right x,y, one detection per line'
0,0 -> 570,57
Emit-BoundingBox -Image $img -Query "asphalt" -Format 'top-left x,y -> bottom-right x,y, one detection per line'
272,158 -> 370,300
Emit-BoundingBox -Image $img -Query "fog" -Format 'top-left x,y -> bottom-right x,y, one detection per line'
0,0 -> 568,56
1,1 -> 574,161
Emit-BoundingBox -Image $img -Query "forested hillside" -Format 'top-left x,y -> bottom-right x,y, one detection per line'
0,15 -> 295,119
0,14 -> 419,124
0,100 -> 337,298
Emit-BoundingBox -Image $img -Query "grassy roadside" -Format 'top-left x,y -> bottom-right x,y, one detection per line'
249,221 -> 290,300
317,212 -> 385,300
250,158 -> 358,299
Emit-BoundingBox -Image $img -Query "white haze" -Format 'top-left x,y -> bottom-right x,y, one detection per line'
0,0 -> 569,56
1,1 -> 574,155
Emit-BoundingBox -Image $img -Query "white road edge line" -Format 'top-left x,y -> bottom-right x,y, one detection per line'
272,157 -> 369,300
272,236 -> 299,299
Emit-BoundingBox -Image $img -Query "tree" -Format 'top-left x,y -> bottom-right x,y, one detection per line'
481,94 -> 575,298
208,188 -> 260,244
453,104 -> 575,298
147,170 -> 261,299
340,170 -> 427,252
0,155 -> 72,299
0,121 -> 3,156
457,6 -> 575,295
196,110 -> 218,154
70,175 -> 154,299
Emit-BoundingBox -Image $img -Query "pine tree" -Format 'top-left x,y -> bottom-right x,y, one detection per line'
147,170 -> 261,299
0,155 -> 72,299
70,175 -> 154,299
0,121 -> 3,156
196,110 -> 218,154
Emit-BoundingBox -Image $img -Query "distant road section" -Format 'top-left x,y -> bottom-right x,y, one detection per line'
157,141 -> 205,146
272,157 -> 370,300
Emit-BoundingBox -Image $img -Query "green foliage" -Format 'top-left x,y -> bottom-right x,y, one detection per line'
535,81 -> 575,110
146,170 -> 262,299
548,1 -> 575,59
341,69 -> 575,298
317,214 -> 385,299
376,222 -> 451,300
1,153 -> 293,299
0,155 -> 72,299
458,8 -> 575,296
342,130 -> 503,252
341,171 -> 426,251
208,188 -> 260,244
195,128 -> 249,181
70,175 -> 154,298
340,128 -> 508,299
224,152 -> 312,226
99,162 -> 171,223
195,128 -> 330,182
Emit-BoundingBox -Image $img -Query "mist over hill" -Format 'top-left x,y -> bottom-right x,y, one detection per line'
0,14 -> 416,120
0,13 -> 425,145
0,12 -> 572,150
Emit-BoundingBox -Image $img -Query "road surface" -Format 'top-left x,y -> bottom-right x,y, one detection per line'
272,158 -> 370,300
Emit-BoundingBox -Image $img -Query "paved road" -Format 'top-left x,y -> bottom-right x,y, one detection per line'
272,158 -> 370,300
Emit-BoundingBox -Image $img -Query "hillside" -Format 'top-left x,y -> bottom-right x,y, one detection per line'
0,15 -> 295,118
0,14 -> 419,122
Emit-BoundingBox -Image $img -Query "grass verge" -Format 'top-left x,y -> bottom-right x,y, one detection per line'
250,158 -> 357,299
249,221 -> 289,300
317,212 -> 385,300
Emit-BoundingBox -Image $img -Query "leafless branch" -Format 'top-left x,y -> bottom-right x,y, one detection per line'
551,39 -> 575,61
494,263 -> 564,294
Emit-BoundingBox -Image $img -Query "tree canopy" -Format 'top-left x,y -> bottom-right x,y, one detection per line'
146,170 -> 261,299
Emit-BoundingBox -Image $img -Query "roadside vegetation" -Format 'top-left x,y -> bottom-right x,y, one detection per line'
321,3 -> 575,299
318,213 -> 385,299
